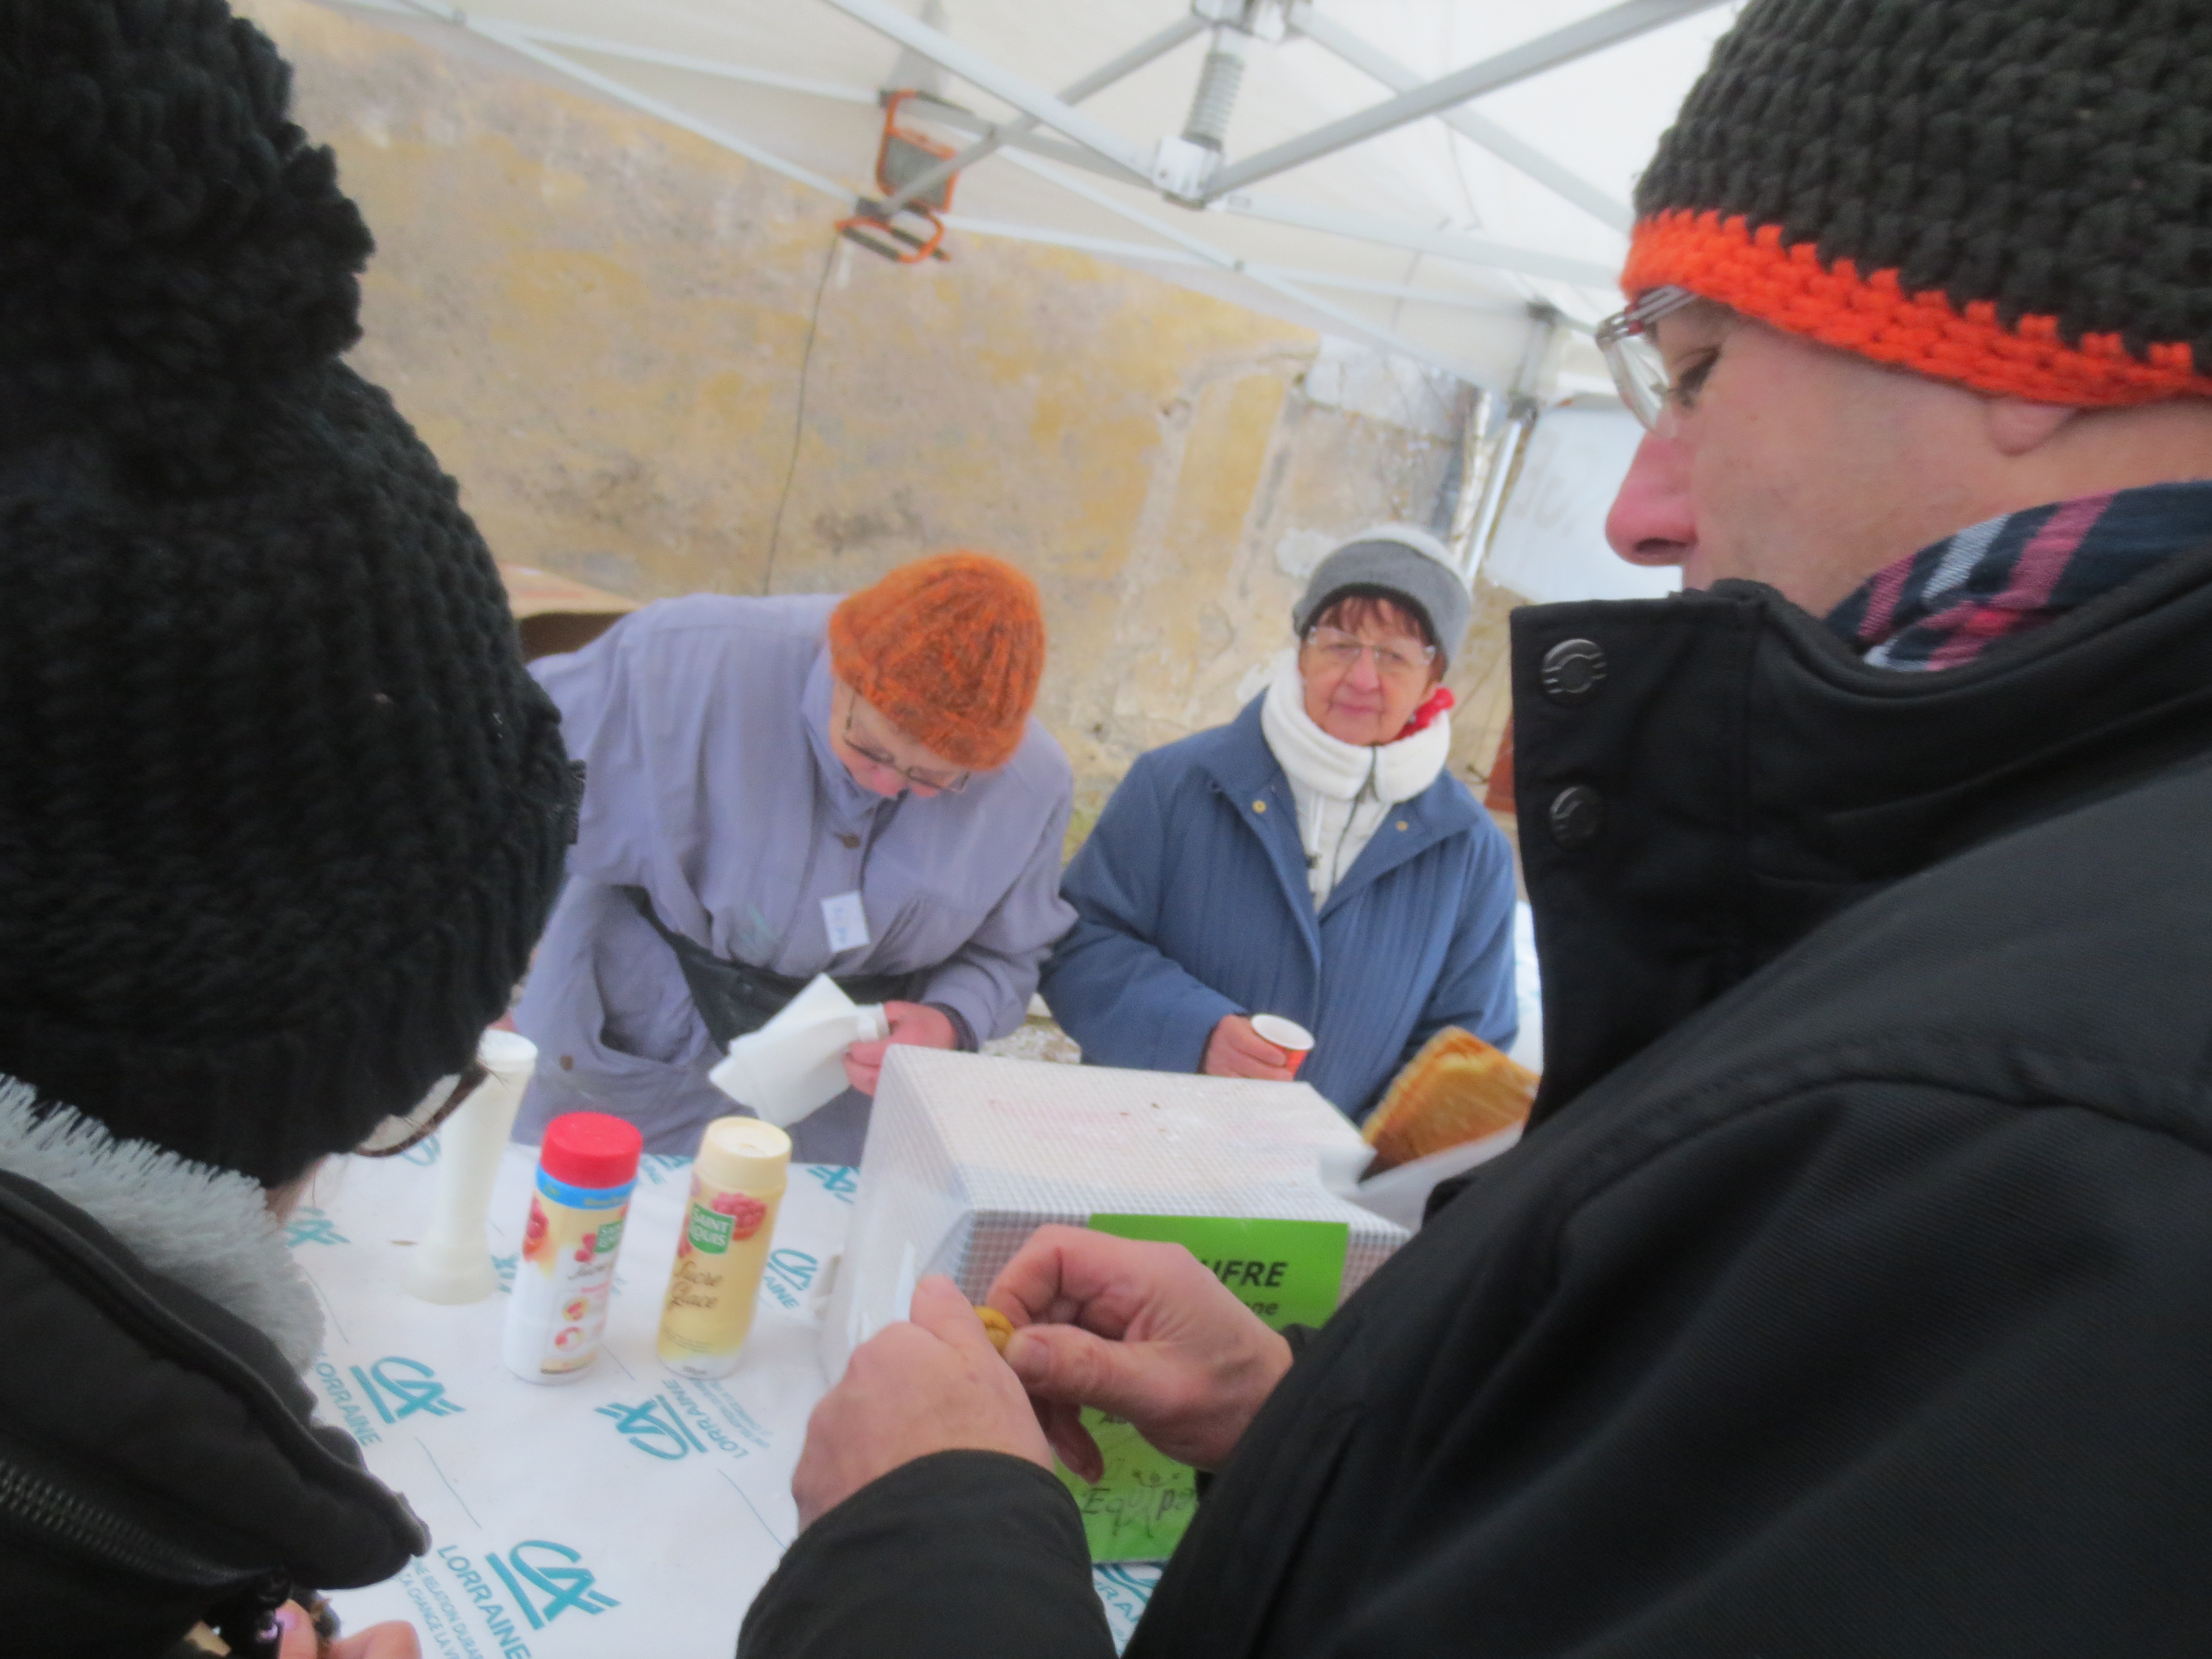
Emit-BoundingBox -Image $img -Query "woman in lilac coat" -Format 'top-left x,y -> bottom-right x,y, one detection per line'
515,556 -> 1076,1163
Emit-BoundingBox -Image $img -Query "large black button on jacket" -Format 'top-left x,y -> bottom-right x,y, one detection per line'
741,544 -> 2212,1659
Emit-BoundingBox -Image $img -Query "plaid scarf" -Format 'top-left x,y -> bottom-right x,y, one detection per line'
1827,480 -> 2212,670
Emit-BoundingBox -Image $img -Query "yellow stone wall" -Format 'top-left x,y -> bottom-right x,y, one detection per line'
241,0 -> 1517,843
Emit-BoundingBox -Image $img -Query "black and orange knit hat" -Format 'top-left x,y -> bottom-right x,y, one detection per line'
1626,0 -> 2212,405
0,0 -> 578,1185
828,553 -> 1046,771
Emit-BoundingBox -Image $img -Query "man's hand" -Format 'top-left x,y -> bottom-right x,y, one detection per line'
1202,1014 -> 1298,1081
989,1226 -> 1294,1480
792,1275 -> 1052,1529
274,1602 -> 419,1659
844,1000 -> 957,1095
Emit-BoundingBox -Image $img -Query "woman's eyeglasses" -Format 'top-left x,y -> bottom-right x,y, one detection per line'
356,1058 -> 490,1158
843,699 -> 969,794
1304,627 -> 1437,683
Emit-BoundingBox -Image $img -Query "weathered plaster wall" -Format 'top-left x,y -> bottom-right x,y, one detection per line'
243,0 -> 1515,842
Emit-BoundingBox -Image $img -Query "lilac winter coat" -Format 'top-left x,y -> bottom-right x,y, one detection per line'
513,594 -> 1075,1154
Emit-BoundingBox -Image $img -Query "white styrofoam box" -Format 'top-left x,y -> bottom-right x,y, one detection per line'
820,1048 -> 1410,1380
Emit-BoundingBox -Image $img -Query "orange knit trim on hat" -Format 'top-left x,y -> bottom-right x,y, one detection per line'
827,551 -> 1045,772
1623,209 -> 2212,407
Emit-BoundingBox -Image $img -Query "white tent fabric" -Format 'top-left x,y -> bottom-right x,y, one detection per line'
1484,399 -> 1678,604
335,0 -> 1743,397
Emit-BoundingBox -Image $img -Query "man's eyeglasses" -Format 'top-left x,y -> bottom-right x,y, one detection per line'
1596,285 -> 1702,433
843,699 -> 969,794
357,1058 -> 489,1158
1304,627 -> 1437,683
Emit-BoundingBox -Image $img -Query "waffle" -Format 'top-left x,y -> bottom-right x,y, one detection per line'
1361,1028 -> 1539,1174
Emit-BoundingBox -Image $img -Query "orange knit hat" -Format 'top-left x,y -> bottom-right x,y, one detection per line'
828,552 -> 1045,771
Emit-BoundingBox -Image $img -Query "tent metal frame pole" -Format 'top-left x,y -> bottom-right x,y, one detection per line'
1216,191 -> 1617,289
995,147 -> 1500,390
473,22 -> 857,201
400,2 -> 1630,293
1199,0 -> 1727,203
1461,306 -> 1563,580
456,31 -> 1612,291
820,0 -> 1157,186
903,105 -> 1142,185
1441,388 -> 1498,583
1285,4 -> 1635,233
940,215 -> 1532,314
387,13 -> 1150,195
388,0 -> 868,198
449,21 -> 878,108
377,0 -> 1560,385
881,13 -> 1206,214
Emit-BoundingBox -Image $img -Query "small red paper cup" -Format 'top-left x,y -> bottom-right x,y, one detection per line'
1250,1014 -> 1316,1077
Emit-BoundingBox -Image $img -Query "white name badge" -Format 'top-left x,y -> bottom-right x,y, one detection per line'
821,890 -> 872,953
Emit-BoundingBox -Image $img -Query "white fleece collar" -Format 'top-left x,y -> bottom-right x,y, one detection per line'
0,1079 -> 323,1370
1260,649 -> 1451,806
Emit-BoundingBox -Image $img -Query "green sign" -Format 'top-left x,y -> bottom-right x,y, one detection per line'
1056,1215 -> 1349,1563
686,1204 -> 733,1254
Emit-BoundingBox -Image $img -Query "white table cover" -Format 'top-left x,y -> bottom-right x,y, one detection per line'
304,1142 -> 1157,1656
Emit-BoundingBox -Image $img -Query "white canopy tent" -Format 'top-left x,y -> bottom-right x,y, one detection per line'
332,0 -> 1732,596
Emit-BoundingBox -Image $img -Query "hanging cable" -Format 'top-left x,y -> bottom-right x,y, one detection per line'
764,231 -> 841,591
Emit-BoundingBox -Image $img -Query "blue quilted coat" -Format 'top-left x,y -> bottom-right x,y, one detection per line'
1041,697 -> 1518,1122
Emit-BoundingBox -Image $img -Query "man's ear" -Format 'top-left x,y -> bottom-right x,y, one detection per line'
1984,397 -> 2079,456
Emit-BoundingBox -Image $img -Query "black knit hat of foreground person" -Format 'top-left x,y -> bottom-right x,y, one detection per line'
0,0 -> 578,1186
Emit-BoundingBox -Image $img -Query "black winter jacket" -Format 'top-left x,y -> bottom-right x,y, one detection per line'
0,1166 -> 425,1658
741,544 -> 2212,1659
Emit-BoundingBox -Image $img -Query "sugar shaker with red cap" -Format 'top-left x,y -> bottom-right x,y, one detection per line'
502,1110 -> 644,1383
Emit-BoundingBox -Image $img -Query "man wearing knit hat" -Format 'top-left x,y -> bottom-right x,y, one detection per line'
742,3 -> 2212,1655
513,553 -> 1074,1164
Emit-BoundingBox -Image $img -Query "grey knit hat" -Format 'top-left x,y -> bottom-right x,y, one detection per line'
1293,525 -> 1471,665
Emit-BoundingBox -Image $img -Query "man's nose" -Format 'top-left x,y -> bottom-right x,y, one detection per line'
1606,430 -> 1696,566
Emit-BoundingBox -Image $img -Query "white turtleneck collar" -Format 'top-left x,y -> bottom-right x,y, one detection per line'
1259,650 -> 1451,903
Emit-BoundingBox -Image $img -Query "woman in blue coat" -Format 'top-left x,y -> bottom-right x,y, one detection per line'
1042,526 -> 1519,1122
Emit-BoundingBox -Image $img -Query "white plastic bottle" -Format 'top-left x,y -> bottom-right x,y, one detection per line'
402,1028 -> 537,1305
657,1117 -> 791,1378
502,1111 -> 643,1384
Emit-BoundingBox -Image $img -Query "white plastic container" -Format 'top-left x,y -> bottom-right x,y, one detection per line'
707,974 -> 889,1127
656,1117 -> 792,1378
502,1111 -> 642,1384
820,1048 -> 1408,1381
402,1029 -> 537,1305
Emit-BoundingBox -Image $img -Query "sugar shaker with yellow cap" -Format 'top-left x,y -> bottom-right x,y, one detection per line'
658,1116 -> 794,1376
